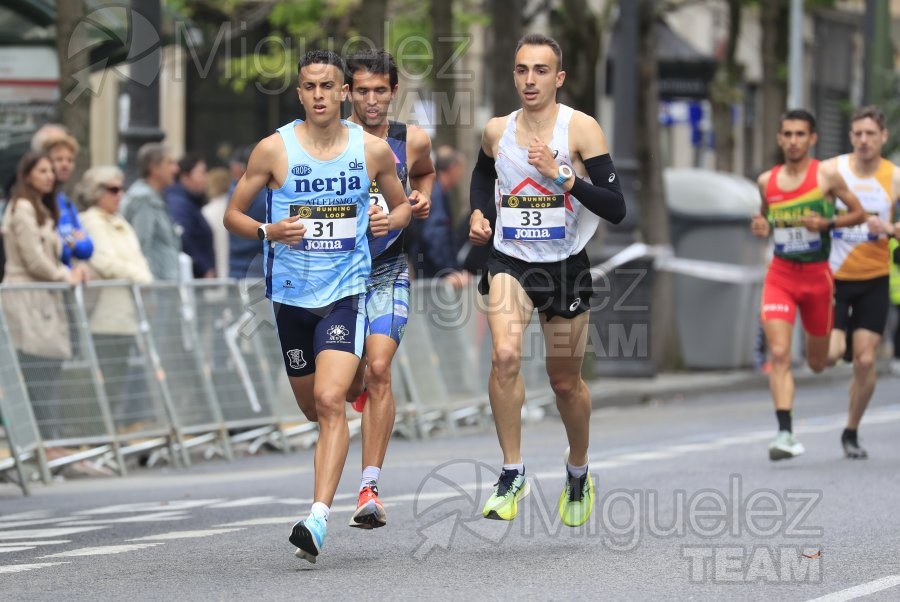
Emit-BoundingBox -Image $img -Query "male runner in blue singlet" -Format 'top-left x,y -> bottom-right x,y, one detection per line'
224,50 -> 411,564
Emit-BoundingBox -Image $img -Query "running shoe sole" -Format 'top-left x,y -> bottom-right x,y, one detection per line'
349,501 -> 387,529
768,447 -> 801,461
483,481 -> 531,520
290,522 -> 320,564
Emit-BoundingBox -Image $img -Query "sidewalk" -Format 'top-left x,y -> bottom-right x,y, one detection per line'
586,363 -> 858,408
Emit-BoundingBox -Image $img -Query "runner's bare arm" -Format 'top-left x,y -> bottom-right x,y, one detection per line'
406,125 -> 435,220
821,163 -> 866,229
751,172 -> 771,238
366,135 -> 411,237
224,135 -> 305,246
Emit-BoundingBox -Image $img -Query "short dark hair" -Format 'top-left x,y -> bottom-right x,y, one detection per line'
346,49 -> 398,90
850,105 -> 886,131
297,49 -> 346,82
177,154 -> 204,179
515,33 -> 563,71
780,108 -> 817,133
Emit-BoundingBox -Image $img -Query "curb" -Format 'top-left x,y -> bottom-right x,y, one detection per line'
586,364 -> 859,409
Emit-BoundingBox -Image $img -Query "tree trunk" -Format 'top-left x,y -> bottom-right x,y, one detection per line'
760,0 -> 788,166
636,0 -> 678,370
356,0 -> 388,50
710,0 -> 742,173
489,0 -> 523,116
430,0 -> 456,149
552,0 -> 600,114
56,0 -> 91,192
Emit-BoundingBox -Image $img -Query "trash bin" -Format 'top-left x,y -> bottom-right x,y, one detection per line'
664,168 -> 767,369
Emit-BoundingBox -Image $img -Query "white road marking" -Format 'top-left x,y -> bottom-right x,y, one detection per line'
74,499 -> 224,515
805,575 -> 900,602
39,543 -> 164,558
129,528 -> 244,541
0,527 -> 105,540
208,497 -> 277,508
0,518 -> 75,529
60,512 -> 189,525
0,562 -> 70,574
0,546 -> 36,553
0,511 -> 53,521
214,517 -> 295,528
0,540 -> 69,547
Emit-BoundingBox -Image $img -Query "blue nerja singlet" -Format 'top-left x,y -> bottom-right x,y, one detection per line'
265,120 -> 372,308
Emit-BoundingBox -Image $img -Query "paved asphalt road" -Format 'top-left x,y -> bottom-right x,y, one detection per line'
2,374 -> 899,601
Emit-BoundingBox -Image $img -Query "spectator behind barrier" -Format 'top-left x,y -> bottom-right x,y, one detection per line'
408,145 -> 470,289
226,145 -> 267,280
77,165 -> 153,428
203,166 -> 232,279
121,143 -> 181,280
40,134 -> 94,266
1,153 -> 88,437
166,154 -> 215,278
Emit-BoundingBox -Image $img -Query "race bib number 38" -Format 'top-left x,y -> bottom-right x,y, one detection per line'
500,194 -> 565,241
772,223 -> 821,254
290,204 -> 357,252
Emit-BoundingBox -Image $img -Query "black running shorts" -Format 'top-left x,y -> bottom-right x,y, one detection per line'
833,276 -> 890,335
478,248 -> 593,319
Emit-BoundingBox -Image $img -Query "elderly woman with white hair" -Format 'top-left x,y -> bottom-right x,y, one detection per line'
77,166 -> 153,427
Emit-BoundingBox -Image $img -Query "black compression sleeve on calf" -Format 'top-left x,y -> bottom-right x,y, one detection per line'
570,153 -> 626,224
469,148 -> 497,217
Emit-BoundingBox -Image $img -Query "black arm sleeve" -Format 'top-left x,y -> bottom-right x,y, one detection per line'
570,153 -> 626,224
469,148 -> 497,218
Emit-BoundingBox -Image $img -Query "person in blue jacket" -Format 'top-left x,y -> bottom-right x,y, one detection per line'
166,155 -> 214,278
41,134 -> 93,265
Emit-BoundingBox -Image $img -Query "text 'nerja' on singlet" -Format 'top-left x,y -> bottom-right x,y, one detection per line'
493,104 -> 600,263
366,121 -> 409,263
830,154 -> 896,280
765,159 -> 833,264
265,120 -> 371,308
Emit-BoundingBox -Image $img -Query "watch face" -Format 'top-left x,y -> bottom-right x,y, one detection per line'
560,165 -> 573,178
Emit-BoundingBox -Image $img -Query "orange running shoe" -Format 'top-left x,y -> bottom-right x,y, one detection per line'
349,484 -> 386,529
351,389 -> 368,413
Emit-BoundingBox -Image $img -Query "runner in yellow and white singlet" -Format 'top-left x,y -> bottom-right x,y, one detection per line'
823,105 -> 900,459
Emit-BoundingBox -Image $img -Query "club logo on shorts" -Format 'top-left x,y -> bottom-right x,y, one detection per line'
569,298 -> 582,312
608,173 -> 616,183
327,324 -> 350,343
286,349 -> 306,370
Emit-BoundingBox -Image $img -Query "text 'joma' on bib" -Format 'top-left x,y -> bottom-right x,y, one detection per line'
290,203 -> 357,252
500,194 -> 566,241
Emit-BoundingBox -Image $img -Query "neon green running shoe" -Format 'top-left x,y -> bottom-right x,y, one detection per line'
559,447 -> 595,527
482,468 -> 530,521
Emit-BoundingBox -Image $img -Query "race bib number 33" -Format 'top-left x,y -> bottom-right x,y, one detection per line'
290,204 -> 357,252
500,194 -> 565,241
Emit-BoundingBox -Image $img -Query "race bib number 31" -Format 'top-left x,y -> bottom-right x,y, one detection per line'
500,194 -> 565,241
290,204 -> 357,252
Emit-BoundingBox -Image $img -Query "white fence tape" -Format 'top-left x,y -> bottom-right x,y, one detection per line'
591,242 -> 765,284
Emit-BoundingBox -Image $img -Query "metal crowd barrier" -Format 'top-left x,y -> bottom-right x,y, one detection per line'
0,275 -> 568,493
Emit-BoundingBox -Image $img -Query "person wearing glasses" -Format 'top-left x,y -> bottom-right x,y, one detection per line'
78,166 -> 153,427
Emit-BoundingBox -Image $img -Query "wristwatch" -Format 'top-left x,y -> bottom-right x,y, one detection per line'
257,224 -> 269,240
554,164 -> 574,186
